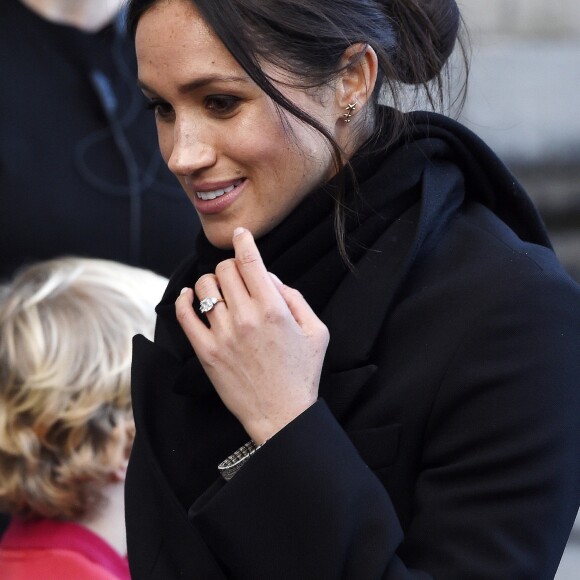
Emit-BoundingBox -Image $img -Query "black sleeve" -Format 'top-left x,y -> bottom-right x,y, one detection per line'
191,401 -> 429,580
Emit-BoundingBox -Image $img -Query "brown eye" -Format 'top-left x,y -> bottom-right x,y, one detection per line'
204,95 -> 241,115
146,99 -> 174,120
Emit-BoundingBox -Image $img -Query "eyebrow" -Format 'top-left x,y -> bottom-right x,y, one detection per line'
138,75 -> 252,95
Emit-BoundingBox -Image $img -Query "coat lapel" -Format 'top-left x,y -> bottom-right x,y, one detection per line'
129,336 -> 216,577
319,156 -> 465,418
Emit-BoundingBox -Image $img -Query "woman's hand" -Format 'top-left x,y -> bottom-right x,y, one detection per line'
175,227 -> 329,444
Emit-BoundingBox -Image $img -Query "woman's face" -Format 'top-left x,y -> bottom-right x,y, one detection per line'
135,0 -> 342,248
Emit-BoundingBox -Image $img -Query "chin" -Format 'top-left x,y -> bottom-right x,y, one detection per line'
202,227 -> 235,250
202,219 -> 276,249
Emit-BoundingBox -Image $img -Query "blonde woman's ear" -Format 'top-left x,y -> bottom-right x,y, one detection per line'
107,417 -> 134,482
111,458 -> 129,483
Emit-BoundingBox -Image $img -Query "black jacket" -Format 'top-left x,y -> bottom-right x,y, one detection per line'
126,111 -> 580,579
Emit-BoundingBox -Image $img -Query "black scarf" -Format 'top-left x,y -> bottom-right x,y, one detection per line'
153,107 -> 550,383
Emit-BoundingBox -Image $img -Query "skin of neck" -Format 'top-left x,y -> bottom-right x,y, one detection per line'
77,477 -> 128,557
19,0 -> 125,31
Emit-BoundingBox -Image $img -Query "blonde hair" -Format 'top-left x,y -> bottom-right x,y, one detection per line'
0,257 -> 167,520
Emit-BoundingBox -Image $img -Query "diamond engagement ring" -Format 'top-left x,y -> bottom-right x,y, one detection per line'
199,296 -> 225,314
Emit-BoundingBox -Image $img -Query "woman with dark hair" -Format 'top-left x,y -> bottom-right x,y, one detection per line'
124,1 -> 580,578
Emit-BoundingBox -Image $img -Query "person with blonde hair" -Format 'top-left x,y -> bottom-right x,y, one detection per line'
0,257 -> 167,579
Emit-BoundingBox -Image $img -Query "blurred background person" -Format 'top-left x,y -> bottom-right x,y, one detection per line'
0,0 -> 200,280
0,257 -> 167,579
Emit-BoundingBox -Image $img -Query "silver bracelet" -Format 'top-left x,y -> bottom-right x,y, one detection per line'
217,440 -> 264,481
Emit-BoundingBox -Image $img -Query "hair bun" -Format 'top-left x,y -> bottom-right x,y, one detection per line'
380,0 -> 461,84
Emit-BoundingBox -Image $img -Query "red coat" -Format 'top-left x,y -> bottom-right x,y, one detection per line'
0,519 -> 130,580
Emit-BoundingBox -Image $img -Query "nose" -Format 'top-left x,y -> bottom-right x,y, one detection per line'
166,118 -> 217,176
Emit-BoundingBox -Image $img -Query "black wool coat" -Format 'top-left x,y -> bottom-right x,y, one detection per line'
126,111 -> 580,579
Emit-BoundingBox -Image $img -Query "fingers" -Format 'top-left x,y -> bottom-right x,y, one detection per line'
176,272 -> 228,349
195,273 -> 221,305
214,258 -> 253,312
178,228 -> 323,348
175,287 -> 207,348
231,227 -> 277,301
269,272 -> 328,337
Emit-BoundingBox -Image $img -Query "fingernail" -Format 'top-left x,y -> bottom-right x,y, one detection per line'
180,287 -> 190,295
233,227 -> 247,238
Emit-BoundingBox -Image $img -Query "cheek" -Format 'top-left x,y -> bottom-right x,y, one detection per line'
257,134 -> 331,202
243,119 -> 287,162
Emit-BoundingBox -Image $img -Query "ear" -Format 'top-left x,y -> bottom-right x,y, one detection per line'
108,417 -> 134,483
335,43 -> 379,114
110,457 -> 129,483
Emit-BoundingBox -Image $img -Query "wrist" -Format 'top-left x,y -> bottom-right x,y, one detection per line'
244,399 -> 317,444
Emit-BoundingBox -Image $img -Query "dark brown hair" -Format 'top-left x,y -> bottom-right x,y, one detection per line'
127,0 -> 467,264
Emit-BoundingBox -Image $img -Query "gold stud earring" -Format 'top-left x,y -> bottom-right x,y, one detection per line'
343,103 -> 357,123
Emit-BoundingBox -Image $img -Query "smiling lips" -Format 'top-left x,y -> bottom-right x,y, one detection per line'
196,179 -> 244,201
